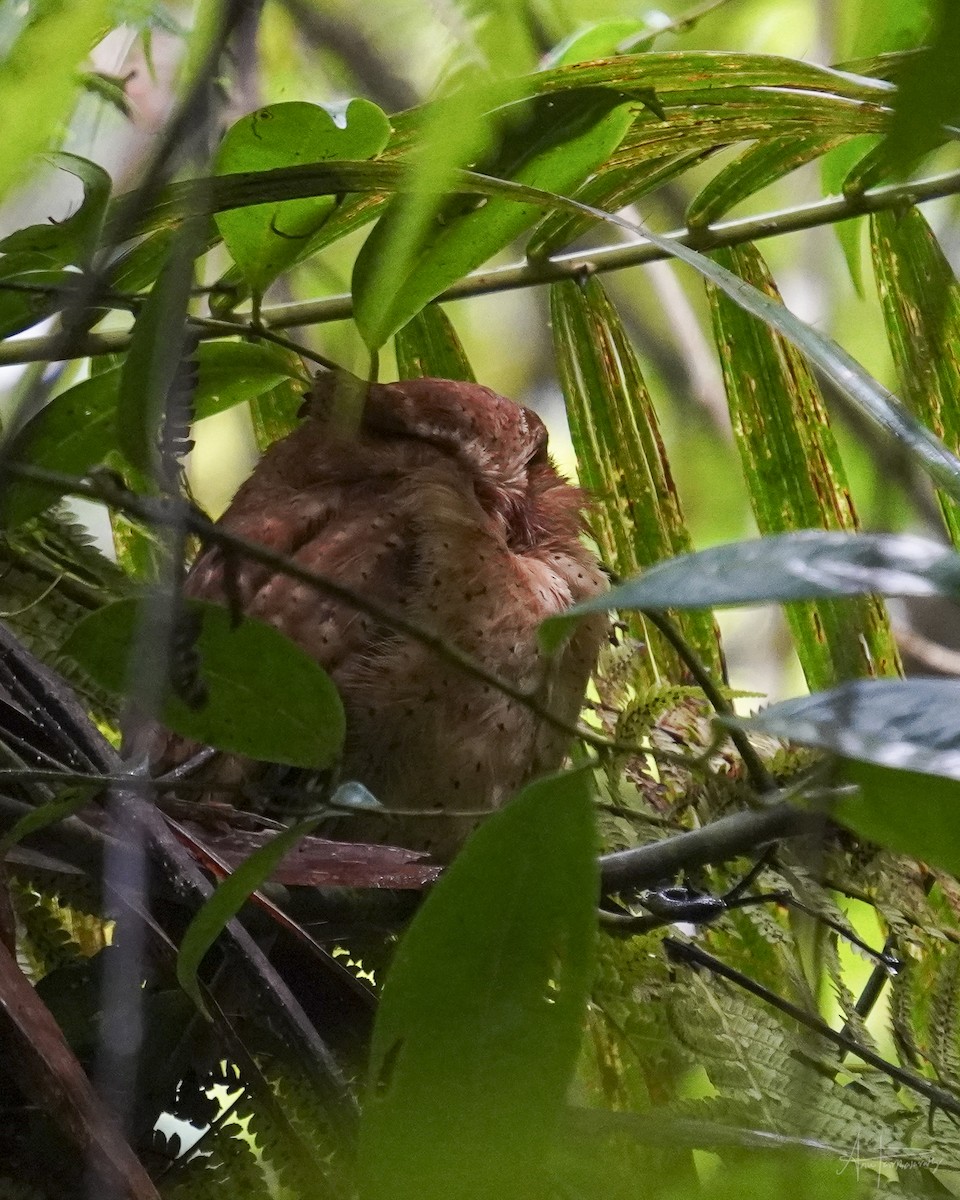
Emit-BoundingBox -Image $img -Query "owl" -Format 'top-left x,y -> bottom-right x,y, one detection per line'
151,372 -> 607,860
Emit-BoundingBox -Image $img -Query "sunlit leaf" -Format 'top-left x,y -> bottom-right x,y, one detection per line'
352,90 -> 635,349
871,205 -> 960,545
214,99 -> 390,300
550,275 -> 722,683
707,242 -> 899,686
0,1 -> 114,202
394,304 -> 476,382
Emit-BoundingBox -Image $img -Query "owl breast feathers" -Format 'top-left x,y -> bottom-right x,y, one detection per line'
152,372 -> 608,860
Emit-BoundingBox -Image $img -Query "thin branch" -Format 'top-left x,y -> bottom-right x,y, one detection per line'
599,802 -> 824,892
1,167 -> 959,367
643,609 -> 775,795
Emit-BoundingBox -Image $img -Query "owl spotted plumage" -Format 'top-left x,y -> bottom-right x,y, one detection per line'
151,372 -> 607,860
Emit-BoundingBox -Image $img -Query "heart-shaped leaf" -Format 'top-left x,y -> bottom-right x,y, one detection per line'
215,99 -> 391,299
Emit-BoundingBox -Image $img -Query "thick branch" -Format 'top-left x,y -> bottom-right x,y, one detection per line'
599,803 -> 824,892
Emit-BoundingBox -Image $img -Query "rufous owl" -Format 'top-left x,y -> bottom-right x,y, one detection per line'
152,372 -> 607,860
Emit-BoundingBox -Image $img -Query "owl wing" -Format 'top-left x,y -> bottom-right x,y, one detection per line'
186,473 -> 418,680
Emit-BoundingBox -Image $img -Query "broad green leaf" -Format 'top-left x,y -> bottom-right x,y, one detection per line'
360,767 -> 597,1200
4,372 -> 118,528
0,267 -> 78,338
871,205 -> 960,545
884,0 -> 960,176
176,816 -> 322,1017
527,147 -> 709,258
6,341 -> 302,526
835,760 -> 960,882
0,0 -> 114,202
707,242 -> 899,687
352,90 -> 635,350
62,598 -> 345,768
550,275 -> 722,683
450,0 -> 538,81
394,304 -> 476,382
214,99 -> 390,300
820,135 -> 881,293
0,154 -> 111,266
540,528 -> 960,650
188,340 -> 307,419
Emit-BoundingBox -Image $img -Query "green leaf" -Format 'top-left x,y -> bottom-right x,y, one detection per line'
189,340 -> 307,420
0,267 -> 78,338
820,135 -> 881,293
4,371 -> 117,528
871,205 -> 960,546
352,90 -> 635,350
0,0 -> 115,202
543,21 -> 651,67
834,759 -> 960,881
360,767 -> 598,1200
0,153 -> 111,266
249,377 -> 307,449
707,242 -> 899,687
0,788 -> 97,858
393,304 -> 476,382
6,341 -> 302,527
62,597 -> 346,769
214,99 -> 390,299
551,530 -> 960,621
550,275 -> 722,684
884,0 -> 960,176
527,147 -> 708,258
176,816 -> 322,1018
687,133 -> 847,230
